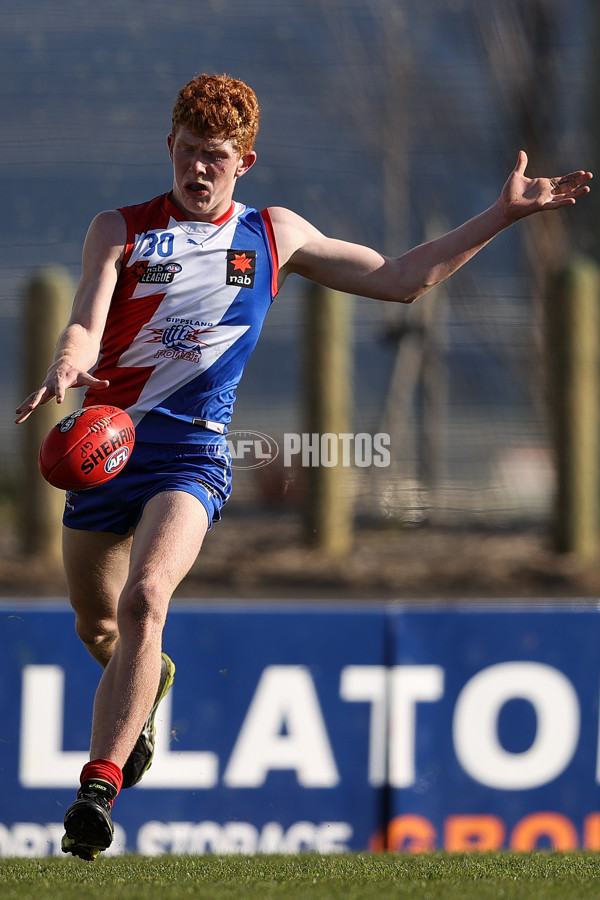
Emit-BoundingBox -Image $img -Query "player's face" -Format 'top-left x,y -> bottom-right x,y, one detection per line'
167,127 -> 256,222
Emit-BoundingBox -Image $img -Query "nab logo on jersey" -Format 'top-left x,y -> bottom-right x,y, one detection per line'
226,250 -> 256,288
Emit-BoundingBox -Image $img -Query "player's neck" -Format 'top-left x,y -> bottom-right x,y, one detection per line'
167,191 -> 235,225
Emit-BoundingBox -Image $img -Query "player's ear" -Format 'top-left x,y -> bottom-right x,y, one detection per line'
236,150 -> 257,178
167,133 -> 174,161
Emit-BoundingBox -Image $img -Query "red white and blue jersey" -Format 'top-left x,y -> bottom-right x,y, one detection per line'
84,193 -> 279,443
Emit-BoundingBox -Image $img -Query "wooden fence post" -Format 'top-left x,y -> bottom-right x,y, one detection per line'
19,266 -> 76,564
303,284 -> 353,557
546,256 -> 600,557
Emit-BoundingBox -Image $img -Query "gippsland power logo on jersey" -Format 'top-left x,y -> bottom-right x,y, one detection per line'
226,250 -> 256,288
144,317 -> 215,362
132,261 -> 182,284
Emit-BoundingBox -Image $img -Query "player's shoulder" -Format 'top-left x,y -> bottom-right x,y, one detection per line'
87,193 -> 168,237
88,208 -> 127,241
263,206 -> 322,268
82,209 -> 128,264
264,206 -> 312,228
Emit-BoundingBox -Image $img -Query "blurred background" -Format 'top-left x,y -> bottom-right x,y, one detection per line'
1,0 -> 599,600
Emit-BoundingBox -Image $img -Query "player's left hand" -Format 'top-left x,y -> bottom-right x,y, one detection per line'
500,150 -> 592,222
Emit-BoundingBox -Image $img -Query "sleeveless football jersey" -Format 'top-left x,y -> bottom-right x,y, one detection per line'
84,193 -> 279,443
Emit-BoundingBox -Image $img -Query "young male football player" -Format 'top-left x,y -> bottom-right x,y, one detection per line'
15,73 -> 592,860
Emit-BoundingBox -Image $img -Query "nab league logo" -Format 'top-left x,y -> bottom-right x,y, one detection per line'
226,249 -> 256,288
132,261 -> 182,284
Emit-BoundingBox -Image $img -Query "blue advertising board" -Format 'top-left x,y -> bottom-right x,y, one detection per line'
387,608 -> 600,853
0,603 -> 388,856
1,602 -> 600,856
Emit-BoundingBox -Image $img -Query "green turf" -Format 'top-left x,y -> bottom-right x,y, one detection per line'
2,853 -> 600,900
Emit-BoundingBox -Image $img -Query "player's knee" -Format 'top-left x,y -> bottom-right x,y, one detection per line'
74,615 -> 118,651
117,578 -> 168,637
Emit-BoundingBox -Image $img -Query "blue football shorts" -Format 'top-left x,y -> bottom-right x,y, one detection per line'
62,441 -> 232,535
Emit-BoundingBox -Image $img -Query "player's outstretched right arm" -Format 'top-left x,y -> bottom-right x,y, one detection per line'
15,210 -> 126,424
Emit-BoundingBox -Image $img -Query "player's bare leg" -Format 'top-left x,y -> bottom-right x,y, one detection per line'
87,489 -> 209,768
63,523 -> 174,783
61,526 -> 134,859
61,490 -> 209,859
63,527 -> 133,668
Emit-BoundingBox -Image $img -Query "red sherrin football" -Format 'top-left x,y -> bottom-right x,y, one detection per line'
38,405 -> 135,491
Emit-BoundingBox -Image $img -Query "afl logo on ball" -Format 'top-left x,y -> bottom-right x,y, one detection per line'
104,446 -> 131,475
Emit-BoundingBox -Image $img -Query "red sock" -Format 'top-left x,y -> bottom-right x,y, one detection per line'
79,758 -> 123,802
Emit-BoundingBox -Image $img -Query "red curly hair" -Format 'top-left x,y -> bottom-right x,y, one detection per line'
171,74 -> 260,156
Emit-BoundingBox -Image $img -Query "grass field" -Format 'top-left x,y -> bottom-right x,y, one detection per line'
2,853 -> 600,900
